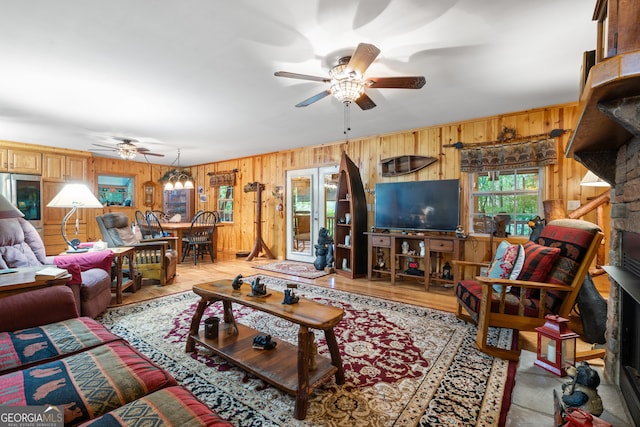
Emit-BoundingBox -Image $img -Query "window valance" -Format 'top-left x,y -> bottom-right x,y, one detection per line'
460,138 -> 557,172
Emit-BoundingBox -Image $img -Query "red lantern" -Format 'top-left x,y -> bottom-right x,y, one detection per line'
535,315 -> 579,376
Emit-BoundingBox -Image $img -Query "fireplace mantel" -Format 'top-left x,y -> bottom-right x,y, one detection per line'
565,50 -> 640,184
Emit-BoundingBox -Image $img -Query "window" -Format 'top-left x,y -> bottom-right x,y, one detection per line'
98,175 -> 135,206
470,168 -> 542,236
218,185 -> 234,222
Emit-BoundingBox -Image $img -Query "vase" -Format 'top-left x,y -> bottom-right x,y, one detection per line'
345,213 -> 351,224
344,234 -> 351,246
342,258 -> 348,270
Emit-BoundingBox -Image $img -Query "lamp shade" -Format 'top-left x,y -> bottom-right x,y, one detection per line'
0,193 -> 24,218
580,171 -> 610,187
47,183 -> 103,208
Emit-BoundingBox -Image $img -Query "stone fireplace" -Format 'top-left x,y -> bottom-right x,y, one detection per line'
566,47 -> 640,424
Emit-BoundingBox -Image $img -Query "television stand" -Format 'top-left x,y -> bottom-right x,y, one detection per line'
366,232 -> 463,291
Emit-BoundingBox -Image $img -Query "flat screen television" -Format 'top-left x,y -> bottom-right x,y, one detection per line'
374,179 -> 460,232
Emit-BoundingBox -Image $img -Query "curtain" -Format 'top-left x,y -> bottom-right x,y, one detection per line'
460,138 -> 557,172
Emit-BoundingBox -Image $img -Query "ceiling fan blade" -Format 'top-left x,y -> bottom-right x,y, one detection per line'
140,152 -> 164,157
346,43 -> 380,75
367,76 -> 426,89
295,90 -> 331,107
92,143 -> 117,150
274,71 -> 329,83
355,93 -> 376,110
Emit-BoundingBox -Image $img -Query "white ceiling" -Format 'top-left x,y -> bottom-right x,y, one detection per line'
0,1 -> 596,166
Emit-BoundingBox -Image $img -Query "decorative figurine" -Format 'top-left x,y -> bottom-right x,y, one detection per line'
455,225 -> 466,239
401,240 -> 410,254
561,362 -> 604,416
231,274 -> 243,290
282,289 -> 299,304
314,227 -> 334,271
252,334 -> 277,350
248,277 -> 268,297
419,241 -> 425,257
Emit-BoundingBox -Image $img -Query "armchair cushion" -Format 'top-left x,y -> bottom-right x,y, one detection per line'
535,219 -> 601,312
456,279 -> 541,320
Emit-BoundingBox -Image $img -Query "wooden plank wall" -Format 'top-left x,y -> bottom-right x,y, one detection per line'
1,101 -> 611,264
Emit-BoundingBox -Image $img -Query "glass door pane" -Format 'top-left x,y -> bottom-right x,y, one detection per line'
286,165 -> 338,263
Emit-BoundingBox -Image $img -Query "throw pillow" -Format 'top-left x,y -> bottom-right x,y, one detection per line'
488,240 -> 525,293
115,227 -> 140,246
518,241 -> 561,282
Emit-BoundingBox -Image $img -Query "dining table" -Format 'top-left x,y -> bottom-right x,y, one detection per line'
161,222 -> 223,263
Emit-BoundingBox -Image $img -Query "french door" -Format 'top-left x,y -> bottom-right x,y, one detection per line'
286,165 -> 339,263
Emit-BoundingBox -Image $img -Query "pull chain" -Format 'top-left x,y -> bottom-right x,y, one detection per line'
343,101 -> 351,142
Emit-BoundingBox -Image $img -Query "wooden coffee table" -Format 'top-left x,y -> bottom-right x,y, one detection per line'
185,280 -> 345,420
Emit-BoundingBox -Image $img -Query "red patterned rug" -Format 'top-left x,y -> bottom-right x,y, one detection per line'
99,275 -> 516,426
254,260 -> 330,279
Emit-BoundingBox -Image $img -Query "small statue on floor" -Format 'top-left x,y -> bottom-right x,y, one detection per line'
249,277 -> 268,297
314,227 -> 334,271
231,274 -> 243,290
561,361 -> 604,416
282,289 -> 299,304
252,334 -> 277,350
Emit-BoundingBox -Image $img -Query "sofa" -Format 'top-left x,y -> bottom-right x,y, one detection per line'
0,286 -> 231,426
0,217 -> 113,318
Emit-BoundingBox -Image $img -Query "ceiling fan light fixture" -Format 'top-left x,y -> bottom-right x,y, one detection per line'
329,63 -> 365,103
118,149 -> 137,160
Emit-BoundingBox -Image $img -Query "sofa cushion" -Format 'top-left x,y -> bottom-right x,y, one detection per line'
0,317 -> 121,375
0,286 -> 79,333
78,386 -> 233,426
0,340 -> 177,425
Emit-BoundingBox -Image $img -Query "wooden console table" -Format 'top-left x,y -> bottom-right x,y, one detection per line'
185,280 -> 345,420
366,232 -> 463,290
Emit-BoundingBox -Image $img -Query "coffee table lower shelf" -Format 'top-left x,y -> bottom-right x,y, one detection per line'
189,322 -> 338,396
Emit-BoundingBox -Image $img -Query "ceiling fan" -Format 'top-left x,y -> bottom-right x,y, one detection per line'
90,137 -> 164,160
275,43 -> 426,110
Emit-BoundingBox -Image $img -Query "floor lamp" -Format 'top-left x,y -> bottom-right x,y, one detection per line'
47,183 -> 103,252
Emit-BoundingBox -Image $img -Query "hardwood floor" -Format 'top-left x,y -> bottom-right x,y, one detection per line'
110,250 -> 461,312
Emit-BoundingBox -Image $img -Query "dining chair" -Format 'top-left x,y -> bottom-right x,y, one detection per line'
181,211 -> 216,265
145,210 -> 172,242
134,210 -> 153,240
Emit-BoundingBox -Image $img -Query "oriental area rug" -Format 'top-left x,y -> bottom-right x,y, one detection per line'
98,275 -> 515,427
254,260 -> 330,279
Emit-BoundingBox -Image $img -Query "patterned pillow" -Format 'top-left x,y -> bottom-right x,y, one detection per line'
488,241 -> 525,292
518,241 -> 561,282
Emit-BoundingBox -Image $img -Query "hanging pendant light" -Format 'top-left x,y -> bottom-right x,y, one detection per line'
160,149 -> 194,191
